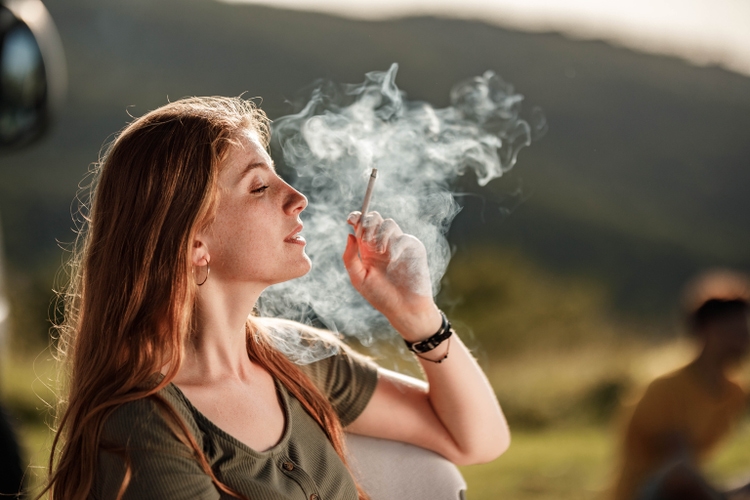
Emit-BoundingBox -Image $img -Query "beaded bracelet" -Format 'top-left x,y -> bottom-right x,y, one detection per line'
415,337 -> 451,364
404,310 -> 454,355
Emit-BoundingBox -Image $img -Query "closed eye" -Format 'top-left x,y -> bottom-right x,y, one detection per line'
251,185 -> 269,194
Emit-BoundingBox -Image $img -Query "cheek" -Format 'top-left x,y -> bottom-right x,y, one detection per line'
214,208 -> 275,262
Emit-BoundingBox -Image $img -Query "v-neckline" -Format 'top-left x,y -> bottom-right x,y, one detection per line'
168,378 -> 293,457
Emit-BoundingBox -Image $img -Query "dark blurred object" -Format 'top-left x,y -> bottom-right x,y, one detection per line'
0,403 -> 24,498
727,482 -> 750,500
640,461 -> 723,500
0,0 -> 65,148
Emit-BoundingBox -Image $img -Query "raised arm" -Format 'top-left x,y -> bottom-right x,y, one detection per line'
342,212 -> 509,465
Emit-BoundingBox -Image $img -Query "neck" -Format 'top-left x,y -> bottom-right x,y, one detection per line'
176,280 -> 265,385
689,348 -> 730,390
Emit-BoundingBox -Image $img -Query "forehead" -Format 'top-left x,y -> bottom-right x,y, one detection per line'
227,130 -> 270,163
220,130 -> 274,178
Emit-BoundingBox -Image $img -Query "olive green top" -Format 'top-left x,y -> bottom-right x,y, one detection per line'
94,347 -> 379,500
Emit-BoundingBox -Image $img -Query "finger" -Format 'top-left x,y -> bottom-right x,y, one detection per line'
360,211 -> 384,246
342,234 -> 366,288
373,218 -> 401,254
347,211 -> 362,229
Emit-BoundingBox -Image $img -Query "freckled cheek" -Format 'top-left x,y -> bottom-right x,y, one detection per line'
211,232 -> 269,280
217,212 -> 276,259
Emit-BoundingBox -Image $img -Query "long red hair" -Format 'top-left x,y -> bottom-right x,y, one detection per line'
44,97 -> 366,499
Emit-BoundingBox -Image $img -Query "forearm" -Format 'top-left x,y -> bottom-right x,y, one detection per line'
416,334 -> 509,464
393,305 -> 509,465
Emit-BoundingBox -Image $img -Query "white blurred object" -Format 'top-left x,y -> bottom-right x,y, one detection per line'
346,433 -> 467,500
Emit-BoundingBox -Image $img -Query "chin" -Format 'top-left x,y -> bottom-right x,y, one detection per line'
298,257 -> 312,277
277,256 -> 312,283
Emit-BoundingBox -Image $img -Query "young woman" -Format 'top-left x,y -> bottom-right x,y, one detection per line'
46,96 -> 509,499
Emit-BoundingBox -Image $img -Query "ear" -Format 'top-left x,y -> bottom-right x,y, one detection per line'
191,238 -> 210,267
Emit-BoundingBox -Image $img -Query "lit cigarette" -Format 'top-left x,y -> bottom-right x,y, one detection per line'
357,168 -> 378,237
360,168 -> 378,215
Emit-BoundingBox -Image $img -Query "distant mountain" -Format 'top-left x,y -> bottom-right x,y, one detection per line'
1,0 -> 748,317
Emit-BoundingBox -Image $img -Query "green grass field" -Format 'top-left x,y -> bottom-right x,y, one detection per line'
460,421 -> 750,500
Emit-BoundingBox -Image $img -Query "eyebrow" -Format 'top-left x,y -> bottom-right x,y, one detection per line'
239,160 -> 275,179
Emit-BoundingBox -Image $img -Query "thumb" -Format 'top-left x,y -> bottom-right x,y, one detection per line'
342,234 -> 366,288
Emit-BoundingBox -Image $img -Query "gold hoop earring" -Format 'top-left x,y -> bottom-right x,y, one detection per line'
196,262 -> 210,286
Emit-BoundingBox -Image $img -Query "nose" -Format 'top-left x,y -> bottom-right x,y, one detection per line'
284,182 -> 307,215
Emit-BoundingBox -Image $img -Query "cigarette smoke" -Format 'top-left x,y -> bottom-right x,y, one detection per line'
258,64 -> 545,363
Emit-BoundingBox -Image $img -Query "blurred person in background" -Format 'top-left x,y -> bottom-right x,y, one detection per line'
612,270 -> 750,500
40,96 -> 508,500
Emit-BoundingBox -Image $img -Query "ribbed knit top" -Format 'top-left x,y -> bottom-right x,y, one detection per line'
93,347 -> 379,500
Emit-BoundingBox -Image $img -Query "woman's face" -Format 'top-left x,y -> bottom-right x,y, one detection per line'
197,129 -> 310,288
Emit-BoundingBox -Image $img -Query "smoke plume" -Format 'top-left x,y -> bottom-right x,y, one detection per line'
258,64 -> 545,362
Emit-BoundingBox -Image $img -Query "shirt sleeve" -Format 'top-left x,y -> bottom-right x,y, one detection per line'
299,344 -> 379,427
95,396 -> 220,500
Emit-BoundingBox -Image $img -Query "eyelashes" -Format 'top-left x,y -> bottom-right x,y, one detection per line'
251,185 -> 270,194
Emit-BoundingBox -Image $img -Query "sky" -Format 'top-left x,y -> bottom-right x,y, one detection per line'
219,0 -> 750,78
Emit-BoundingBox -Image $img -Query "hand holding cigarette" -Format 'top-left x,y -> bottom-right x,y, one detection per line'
344,169 -> 439,339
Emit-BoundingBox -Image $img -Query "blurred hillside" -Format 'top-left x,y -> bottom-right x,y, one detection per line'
1,0 -> 749,344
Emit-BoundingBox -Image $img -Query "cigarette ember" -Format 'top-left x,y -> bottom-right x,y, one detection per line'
360,168 -> 378,216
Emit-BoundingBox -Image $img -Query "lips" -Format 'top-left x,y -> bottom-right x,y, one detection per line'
284,224 -> 305,244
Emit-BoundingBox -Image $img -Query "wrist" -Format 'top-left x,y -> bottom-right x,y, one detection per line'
391,303 -> 443,343
403,310 -> 454,364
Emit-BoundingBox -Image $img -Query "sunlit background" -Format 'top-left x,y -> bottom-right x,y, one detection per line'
227,0 -> 750,75
1,0 -> 749,498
